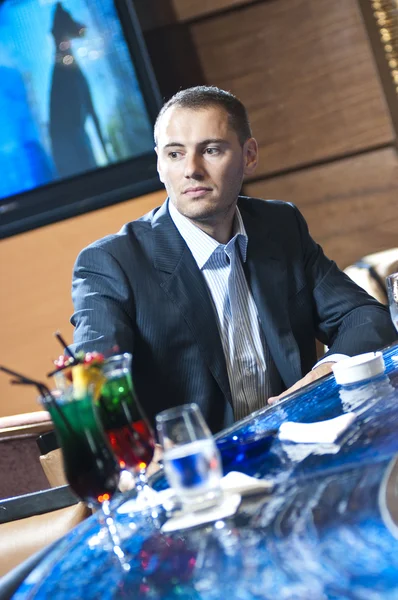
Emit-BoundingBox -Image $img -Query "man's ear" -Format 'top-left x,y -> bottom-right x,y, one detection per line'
243,137 -> 258,177
155,146 -> 165,184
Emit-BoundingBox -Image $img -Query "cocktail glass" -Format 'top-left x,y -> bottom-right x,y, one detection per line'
40,384 -> 130,570
156,403 -> 223,512
96,353 -> 159,511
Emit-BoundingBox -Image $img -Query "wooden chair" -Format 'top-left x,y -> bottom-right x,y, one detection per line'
0,411 -> 54,499
344,248 -> 398,305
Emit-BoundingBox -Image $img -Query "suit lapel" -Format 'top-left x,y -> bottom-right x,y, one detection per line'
242,207 -> 302,388
152,202 -> 232,402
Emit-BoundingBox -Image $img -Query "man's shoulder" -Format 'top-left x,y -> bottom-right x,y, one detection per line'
82,204 -> 163,254
238,196 -> 297,223
238,195 -> 294,213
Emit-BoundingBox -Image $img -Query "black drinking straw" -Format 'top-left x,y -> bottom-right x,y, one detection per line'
47,331 -> 79,377
0,365 -> 74,436
38,383 -> 75,437
54,331 -> 76,361
0,365 -> 37,385
47,364 -> 72,378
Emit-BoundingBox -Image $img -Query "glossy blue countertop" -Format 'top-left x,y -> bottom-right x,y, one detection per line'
14,344 -> 398,599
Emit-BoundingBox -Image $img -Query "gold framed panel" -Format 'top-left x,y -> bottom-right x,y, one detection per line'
358,0 -> 398,141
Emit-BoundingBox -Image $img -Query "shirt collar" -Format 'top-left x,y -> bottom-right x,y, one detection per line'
168,199 -> 248,269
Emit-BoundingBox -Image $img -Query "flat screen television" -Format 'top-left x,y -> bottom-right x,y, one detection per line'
0,0 -> 162,239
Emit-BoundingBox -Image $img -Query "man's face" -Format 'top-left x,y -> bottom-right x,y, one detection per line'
155,105 -> 258,231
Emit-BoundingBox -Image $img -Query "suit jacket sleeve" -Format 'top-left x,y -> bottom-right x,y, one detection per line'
70,244 -> 135,355
291,203 -> 397,356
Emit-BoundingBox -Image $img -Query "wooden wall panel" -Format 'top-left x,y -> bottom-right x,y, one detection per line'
190,0 -> 394,176
244,147 -> 398,268
135,0 -> 256,30
0,190 -> 165,418
171,0 -> 256,22
134,0 -> 177,31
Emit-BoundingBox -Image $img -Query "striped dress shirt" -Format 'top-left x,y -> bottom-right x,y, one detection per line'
169,201 -> 268,420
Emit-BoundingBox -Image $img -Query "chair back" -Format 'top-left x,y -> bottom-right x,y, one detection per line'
0,411 -> 53,499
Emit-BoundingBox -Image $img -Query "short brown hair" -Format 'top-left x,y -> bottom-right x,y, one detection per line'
154,86 -> 252,146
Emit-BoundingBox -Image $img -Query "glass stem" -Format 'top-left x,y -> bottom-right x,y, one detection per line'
132,468 -> 160,509
99,500 -> 130,572
134,468 -> 149,494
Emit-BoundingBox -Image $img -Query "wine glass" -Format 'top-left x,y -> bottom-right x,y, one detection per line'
386,272 -> 398,332
40,384 -> 130,571
156,403 -> 223,512
96,353 -> 159,511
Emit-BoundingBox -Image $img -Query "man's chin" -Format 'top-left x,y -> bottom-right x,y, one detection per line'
182,208 -> 220,224
172,196 -> 236,224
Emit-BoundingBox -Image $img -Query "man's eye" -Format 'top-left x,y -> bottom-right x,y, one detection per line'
168,151 -> 180,159
204,147 -> 220,155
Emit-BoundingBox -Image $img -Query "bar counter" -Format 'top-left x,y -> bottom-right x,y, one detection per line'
14,343 -> 398,599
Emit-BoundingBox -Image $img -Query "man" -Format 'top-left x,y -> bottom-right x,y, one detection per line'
71,86 -> 396,432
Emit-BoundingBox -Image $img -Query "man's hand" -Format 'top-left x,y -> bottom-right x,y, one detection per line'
268,362 -> 335,406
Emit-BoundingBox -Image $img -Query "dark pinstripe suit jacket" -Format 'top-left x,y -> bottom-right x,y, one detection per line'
71,197 -> 397,432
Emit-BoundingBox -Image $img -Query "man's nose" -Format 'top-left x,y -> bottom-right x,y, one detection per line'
184,153 -> 204,179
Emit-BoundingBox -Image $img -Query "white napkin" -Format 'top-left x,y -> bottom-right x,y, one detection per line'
161,492 -> 241,533
117,485 -> 168,514
160,471 -> 274,532
221,471 -> 274,496
278,412 -> 356,444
